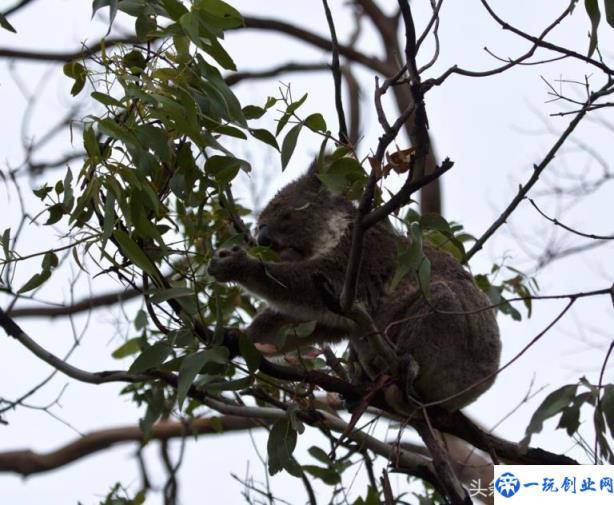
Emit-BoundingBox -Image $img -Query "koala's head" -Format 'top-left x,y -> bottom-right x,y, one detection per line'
256,167 -> 353,261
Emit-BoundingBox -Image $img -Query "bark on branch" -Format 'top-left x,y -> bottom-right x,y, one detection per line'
0,417 -> 268,476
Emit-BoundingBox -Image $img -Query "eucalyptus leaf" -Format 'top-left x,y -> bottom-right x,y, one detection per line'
129,342 -> 170,373
281,124 -> 302,170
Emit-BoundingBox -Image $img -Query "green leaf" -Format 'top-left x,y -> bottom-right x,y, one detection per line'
148,287 -> 194,304
215,124 -> 247,140
420,213 -> 450,232
129,342 -> 170,372
17,270 -> 51,294
42,252 -> 58,271
136,124 -> 172,164
0,13 -> 17,33
101,192 -> 116,248
203,375 -> 254,392
605,0 -> 614,27
92,0 -> 119,34
195,0 -> 243,28
62,168 -> 74,212
113,230 -> 161,283
601,384 -> 614,437
418,257 -> 431,299
242,105 -> 265,120
276,93 -> 307,135
304,113 -> 326,132
180,12 -> 236,70
281,124 -> 302,170
556,392 -> 592,436
98,118 -> 138,147
63,61 -> 87,96
391,223 -> 423,290
302,465 -> 341,485
317,157 -> 366,194
33,185 -> 52,200
91,91 -> 123,108
250,128 -> 279,151
205,155 -> 246,184
585,0 -> 601,57
83,125 -> 101,159
239,332 -> 262,372
291,321 -> 317,339
46,203 -> 65,225
308,446 -> 332,465
160,0 -> 188,20
134,309 -> 148,331
177,351 -> 209,408
523,384 -> 578,446
112,338 -> 141,359
1,228 -> 11,259
267,418 -> 299,476
123,50 -> 147,73
135,14 -> 157,41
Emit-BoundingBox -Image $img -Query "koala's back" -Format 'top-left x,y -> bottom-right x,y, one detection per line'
374,243 -> 501,410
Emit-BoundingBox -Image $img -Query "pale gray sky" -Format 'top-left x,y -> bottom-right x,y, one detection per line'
0,1 -> 613,504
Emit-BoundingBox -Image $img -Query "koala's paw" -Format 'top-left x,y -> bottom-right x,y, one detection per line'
207,245 -> 248,282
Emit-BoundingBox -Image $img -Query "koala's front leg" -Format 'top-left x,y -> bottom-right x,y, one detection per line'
247,308 -> 296,347
208,247 -> 351,330
207,245 -> 252,282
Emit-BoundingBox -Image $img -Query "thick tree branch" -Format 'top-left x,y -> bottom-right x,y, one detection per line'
0,306 -> 145,384
0,301 -> 578,471
242,15 -> 388,74
341,65 -> 362,144
354,0 -> 396,43
0,37 -> 138,62
7,286 -> 141,319
0,417 -> 268,476
2,0 -> 36,17
225,62 -> 329,86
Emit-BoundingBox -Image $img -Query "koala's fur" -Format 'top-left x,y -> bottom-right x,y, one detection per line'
208,166 -> 501,411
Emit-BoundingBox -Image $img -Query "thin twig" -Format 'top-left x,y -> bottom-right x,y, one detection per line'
322,0 -> 349,145
464,82 -> 614,262
528,198 -> 614,239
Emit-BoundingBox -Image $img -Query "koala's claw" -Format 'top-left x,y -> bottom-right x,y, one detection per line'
207,245 -> 247,282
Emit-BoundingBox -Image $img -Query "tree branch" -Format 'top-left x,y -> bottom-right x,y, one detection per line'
422,2 -> 576,91
2,0 -> 37,17
479,0 -> 614,76
322,0 -> 350,145
0,303 -> 578,472
0,36 -> 138,62
7,286 -> 142,319
224,62 -> 330,86
354,0 -> 396,43
0,417 -> 268,476
242,15 -> 388,74
464,82 -> 614,262
528,198 -> 614,240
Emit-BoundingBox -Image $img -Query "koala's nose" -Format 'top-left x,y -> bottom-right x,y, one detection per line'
256,224 -> 272,247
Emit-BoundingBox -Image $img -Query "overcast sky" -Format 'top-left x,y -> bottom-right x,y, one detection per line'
1,1 -> 613,504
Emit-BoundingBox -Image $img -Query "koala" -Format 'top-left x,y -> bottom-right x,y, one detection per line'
207,164 -> 501,411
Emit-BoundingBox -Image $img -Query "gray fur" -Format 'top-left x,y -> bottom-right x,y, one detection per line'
208,170 -> 501,411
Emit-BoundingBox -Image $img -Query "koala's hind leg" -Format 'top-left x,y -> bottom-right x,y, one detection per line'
348,304 -> 399,381
393,280 -> 500,411
398,352 -> 422,407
